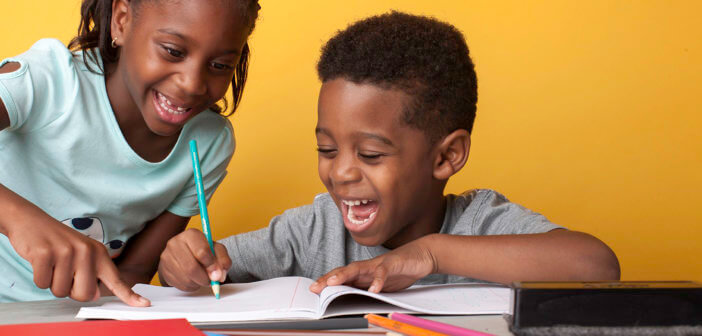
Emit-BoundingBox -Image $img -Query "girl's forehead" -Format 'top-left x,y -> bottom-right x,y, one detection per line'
133,0 -> 251,25
131,0 -> 253,39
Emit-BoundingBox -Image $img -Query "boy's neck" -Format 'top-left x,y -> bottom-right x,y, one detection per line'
382,193 -> 447,250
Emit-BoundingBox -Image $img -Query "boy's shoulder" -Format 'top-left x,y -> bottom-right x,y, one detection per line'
445,189 -> 563,236
282,192 -> 339,219
449,188 -> 509,211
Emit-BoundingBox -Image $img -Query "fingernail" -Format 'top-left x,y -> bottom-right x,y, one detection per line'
328,275 -> 337,282
210,269 -> 222,281
138,297 -> 149,305
369,284 -> 379,292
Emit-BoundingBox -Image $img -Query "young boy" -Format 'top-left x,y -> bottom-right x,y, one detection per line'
158,12 -> 620,294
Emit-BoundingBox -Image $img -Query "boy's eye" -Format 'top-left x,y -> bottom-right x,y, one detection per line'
359,152 -> 383,160
317,148 -> 337,157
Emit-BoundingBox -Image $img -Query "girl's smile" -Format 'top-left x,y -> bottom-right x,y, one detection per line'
152,90 -> 195,124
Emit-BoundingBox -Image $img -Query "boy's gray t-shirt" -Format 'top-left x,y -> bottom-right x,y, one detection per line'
221,189 -> 563,284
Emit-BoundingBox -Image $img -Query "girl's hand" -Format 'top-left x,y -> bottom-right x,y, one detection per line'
5,213 -> 148,306
0,185 -> 149,306
309,237 -> 437,294
158,228 -> 231,291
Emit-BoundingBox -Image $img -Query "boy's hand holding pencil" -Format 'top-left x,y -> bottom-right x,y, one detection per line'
159,228 -> 230,291
158,140 -> 230,294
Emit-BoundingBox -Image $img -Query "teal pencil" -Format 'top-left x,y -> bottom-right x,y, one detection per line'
189,139 -> 221,299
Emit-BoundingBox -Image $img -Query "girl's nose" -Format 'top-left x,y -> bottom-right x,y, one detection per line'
176,65 -> 207,97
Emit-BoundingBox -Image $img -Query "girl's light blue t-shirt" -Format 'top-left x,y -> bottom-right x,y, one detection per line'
0,39 -> 235,302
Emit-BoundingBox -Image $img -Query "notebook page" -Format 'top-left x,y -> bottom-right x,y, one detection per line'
319,283 -> 511,317
77,277 -> 321,322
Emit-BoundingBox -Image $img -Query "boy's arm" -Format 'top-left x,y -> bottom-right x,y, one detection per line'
160,203 -> 322,291
312,229 -> 619,293
105,211 -> 190,292
423,229 -> 620,283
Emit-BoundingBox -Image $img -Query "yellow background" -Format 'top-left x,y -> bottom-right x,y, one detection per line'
1,1 -> 701,282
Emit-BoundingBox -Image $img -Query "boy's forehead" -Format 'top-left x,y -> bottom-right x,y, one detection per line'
318,79 -> 406,124
317,79 -> 430,146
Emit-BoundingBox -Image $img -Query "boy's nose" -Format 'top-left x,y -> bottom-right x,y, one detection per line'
330,155 -> 362,185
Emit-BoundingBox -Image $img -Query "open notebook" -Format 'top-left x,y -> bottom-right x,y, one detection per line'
77,276 -> 510,322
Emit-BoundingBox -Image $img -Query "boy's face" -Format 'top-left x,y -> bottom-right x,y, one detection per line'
316,79 -> 443,248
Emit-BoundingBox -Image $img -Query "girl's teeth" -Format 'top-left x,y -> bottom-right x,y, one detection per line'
157,92 -> 189,114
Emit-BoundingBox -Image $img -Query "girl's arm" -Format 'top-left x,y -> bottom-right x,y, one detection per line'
105,211 -> 190,291
311,229 -> 620,293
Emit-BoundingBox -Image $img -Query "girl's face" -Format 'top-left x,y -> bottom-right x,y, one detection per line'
109,0 -> 250,137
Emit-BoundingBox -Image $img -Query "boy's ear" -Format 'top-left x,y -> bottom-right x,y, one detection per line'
110,0 -> 131,47
432,129 -> 471,180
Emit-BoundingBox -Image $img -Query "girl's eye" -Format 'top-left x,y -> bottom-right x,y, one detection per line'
211,62 -> 233,71
164,46 -> 184,58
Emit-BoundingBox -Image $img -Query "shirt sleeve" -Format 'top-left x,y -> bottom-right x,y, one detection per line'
470,190 -> 564,235
220,204 -> 319,282
0,39 -> 77,132
166,118 -> 235,217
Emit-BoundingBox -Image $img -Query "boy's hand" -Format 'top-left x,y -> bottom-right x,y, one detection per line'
4,211 -> 149,307
310,237 -> 437,294
158,228 -> 231,291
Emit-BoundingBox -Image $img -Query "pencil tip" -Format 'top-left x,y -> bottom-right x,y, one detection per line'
212,283 -> 220,299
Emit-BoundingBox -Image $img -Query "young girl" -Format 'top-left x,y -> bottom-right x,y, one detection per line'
0,0 -> 260,305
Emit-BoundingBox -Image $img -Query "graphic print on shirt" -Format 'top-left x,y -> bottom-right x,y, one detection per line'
60,217 -> 125,258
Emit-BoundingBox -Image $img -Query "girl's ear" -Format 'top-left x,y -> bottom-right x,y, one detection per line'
432,129 -> 471,180
110,0 -> 131,47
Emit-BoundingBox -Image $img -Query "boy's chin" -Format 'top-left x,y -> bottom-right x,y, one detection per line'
348,232 -> 386,247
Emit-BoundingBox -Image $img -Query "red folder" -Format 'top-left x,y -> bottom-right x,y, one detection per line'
0,318 -> 204,336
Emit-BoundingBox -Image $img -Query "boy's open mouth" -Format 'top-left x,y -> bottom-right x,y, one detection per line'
341,199 -> 378,227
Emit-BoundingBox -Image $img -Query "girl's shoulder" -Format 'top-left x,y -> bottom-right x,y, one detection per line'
10,38 -> 77,71
181,111 -> 235,153
2,38 -> 88,91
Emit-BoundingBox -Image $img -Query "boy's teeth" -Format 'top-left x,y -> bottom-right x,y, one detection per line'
344,200 -> 377,225
347,206 -> 377,225
342,199 -> 371,206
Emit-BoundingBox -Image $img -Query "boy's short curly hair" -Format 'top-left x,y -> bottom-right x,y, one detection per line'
317,11 -> 478,143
